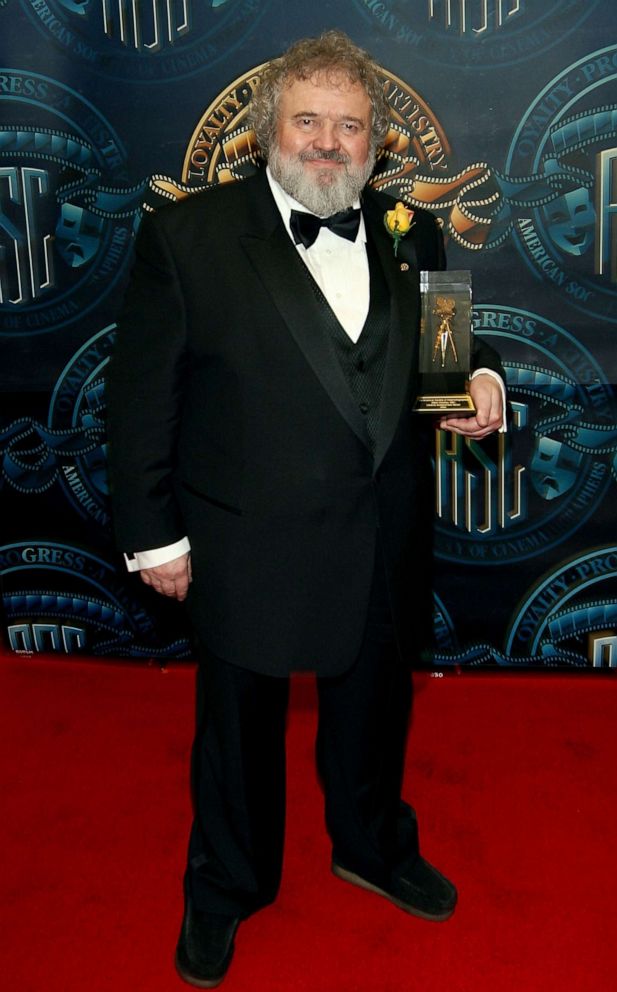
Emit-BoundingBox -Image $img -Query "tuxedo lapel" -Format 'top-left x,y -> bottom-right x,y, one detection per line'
361,189 -> 421,472
239,175 -> 371,450
238,175 -> 421,464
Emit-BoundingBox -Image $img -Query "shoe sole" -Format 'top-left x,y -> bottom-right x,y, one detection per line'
174,951 -> 230,989
331,863 -> 456,922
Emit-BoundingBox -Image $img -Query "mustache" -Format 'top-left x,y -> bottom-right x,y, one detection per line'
298,149 -> 352,165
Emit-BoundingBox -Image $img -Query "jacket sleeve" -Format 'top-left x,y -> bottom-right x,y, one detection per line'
472,336 -> 505,379
106,211 -> 189,553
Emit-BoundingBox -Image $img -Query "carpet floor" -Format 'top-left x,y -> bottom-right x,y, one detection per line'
1,652 -> 615,992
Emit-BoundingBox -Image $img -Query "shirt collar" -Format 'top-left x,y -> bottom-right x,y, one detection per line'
266,166 -> 366,248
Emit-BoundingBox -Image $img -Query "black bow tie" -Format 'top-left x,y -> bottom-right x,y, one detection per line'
289,207 -> 361,249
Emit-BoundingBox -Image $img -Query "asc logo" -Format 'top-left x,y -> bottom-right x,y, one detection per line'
507,44 -> 617,323
0,71 -> 135,337
435,305 -> 616,564
351,1 -> 602,68
21,0 -> 270,81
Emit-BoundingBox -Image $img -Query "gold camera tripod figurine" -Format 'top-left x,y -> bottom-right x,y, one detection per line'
432,296 -> 459,368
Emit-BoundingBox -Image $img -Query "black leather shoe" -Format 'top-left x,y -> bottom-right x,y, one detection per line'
332,856 -> 457,922
175,901 -> 240,988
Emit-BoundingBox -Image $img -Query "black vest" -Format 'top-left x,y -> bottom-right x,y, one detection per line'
301,236 -> 390,452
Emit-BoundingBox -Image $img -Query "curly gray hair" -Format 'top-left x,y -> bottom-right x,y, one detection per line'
248,30 -> 390,159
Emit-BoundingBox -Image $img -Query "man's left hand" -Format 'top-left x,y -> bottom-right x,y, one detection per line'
439,374 -> 503,438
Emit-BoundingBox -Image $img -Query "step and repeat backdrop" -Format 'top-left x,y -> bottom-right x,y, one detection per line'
1,1 -> 616,669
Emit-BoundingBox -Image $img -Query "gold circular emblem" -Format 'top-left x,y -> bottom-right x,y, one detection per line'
180,63 -> 454,200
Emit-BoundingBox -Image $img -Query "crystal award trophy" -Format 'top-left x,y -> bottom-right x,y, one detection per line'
414,270 -> 475,415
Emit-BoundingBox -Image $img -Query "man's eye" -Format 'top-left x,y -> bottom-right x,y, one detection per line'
341,123 -> 359,133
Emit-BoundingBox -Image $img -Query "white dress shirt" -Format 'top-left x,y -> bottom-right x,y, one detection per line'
124,172 -> 505,571
266,168 -> 370,341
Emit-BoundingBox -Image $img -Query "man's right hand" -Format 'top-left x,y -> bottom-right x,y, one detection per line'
139,552 -> 192,601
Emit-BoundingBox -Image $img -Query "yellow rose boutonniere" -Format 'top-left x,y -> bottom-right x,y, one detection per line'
384,201 -> 415,257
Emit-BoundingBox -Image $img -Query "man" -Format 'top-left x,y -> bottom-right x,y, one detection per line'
107,30 -> 504,988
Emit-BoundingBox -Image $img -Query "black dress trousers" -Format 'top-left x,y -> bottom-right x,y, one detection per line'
186,550 -> 417,917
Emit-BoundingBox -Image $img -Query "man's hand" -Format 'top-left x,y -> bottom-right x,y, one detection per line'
439,373 -> 503,439
140,552 -> 192,601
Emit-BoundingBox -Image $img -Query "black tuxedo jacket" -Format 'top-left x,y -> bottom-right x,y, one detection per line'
107,169 -> 500,676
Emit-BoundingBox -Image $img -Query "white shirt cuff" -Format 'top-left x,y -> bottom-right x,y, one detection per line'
124,537 -> 191,573
471,368 -> 507,432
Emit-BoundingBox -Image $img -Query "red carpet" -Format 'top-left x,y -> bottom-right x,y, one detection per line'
1,653 -> 615,992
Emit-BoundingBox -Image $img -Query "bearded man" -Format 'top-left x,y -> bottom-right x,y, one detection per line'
107,30 -> 504,988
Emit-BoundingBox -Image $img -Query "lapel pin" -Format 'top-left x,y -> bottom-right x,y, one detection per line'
400,262 -> 409,272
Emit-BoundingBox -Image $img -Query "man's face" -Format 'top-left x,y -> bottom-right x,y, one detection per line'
269,72 -> 375,215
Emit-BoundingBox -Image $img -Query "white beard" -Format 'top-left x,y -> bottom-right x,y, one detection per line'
268,144 -> 376,216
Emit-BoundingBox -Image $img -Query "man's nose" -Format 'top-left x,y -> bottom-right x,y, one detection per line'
313,120 -> 340,150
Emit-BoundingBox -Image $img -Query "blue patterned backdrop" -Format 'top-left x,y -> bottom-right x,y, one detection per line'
1,1 -> 616,669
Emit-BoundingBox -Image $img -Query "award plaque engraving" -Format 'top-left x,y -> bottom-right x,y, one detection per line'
414,270 -> 475,415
